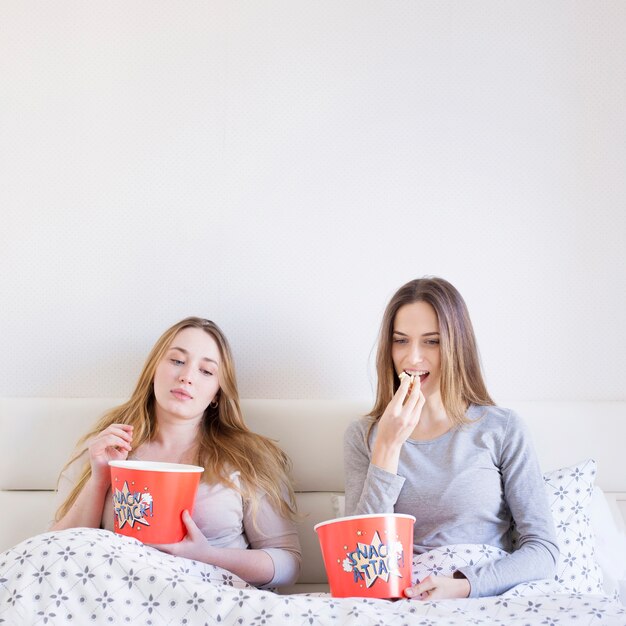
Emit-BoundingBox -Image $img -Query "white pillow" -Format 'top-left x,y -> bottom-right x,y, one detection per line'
589,485 -> 626,602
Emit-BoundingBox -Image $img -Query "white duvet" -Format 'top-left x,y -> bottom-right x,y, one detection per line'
1,528 -> 624,625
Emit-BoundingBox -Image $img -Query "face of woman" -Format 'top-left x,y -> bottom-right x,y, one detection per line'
391,301 -> 441,398
153,326 -> 222,422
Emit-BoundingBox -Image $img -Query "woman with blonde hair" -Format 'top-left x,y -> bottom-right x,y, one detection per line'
344,277 -> 558,599
53,317 -> 301,587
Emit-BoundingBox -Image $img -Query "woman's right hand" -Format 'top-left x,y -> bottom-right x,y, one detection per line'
87,424 -> 133,484
371,374 -> 425,473
50,423 -> 134,532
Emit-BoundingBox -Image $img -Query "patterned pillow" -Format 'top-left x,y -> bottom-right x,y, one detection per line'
513,458 -> 603,594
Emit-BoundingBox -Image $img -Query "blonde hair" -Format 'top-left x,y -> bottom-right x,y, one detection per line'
368,277 -> 494,438
55,317 -> 296,523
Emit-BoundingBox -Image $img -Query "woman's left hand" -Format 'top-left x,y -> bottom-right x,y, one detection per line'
404,574 -> 470,600
148,510 -> 210,562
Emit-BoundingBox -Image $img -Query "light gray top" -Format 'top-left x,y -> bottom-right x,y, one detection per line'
343,405 -> 559,597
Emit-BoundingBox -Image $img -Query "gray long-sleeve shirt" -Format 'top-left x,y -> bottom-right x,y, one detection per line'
343,404 -> 559,597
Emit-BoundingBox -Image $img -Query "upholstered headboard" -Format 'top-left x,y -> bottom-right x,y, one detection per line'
1,398 -> 625,593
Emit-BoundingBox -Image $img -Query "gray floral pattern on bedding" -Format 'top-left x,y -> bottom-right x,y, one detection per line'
1,529 -> 624,625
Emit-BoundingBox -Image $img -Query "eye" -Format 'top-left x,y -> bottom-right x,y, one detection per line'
200,369 -> 214,376
425,339 -> 440,345
392,338 -> 408,344
170,359 -> 184,365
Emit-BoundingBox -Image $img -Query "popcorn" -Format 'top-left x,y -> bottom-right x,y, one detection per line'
398,371 -> 414,384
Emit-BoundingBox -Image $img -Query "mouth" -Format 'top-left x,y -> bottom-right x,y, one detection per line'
404,370 -> 429,384
171,388 -> 193,400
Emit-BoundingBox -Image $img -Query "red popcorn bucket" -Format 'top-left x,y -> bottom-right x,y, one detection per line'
109,460 -> 203,544
315,513 -> 415,598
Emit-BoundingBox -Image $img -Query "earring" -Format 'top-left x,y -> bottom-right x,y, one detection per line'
209,399 -> 219,408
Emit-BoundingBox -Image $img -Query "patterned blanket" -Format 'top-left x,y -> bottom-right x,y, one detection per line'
1,529 -> 624,625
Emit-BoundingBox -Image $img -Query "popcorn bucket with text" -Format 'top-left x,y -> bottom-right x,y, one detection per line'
109,460 -> 203,544
315,513 -> 415,598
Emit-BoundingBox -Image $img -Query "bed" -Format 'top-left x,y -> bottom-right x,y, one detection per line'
1,398 -> 625,624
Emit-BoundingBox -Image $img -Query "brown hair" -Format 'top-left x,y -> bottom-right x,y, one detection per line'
55,317 -> 296,523
368,277 -> 494,436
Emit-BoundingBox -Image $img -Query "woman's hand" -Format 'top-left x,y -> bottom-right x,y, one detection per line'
87,424 -> 133,484
51,424 -> 133,532
149,510 -> 210,562
404,574 -> 471,601
152,511 -> 278,585
371,374 -> 425,473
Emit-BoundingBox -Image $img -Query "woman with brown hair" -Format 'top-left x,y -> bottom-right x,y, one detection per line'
344,277 -> 558,600
52,317 -> 301,587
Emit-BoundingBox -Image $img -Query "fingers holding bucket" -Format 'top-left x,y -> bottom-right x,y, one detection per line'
147,510 -> 208,561
404,574 -> 471,601
405,575 -> 434,600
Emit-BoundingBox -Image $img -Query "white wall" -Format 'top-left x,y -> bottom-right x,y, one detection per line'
1,1 -> 624,402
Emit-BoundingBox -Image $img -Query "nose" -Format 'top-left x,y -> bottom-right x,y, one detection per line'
408,342 -> 424,365
178,366 -> 194,385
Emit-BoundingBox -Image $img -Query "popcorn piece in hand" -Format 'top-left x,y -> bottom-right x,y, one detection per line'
399,370 -> 415,385
399,371 -> 416,403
